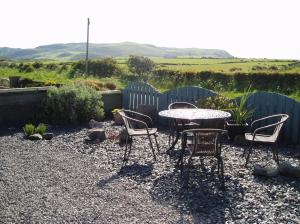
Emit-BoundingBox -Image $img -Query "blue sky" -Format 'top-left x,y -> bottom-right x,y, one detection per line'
1,0 -> 299,59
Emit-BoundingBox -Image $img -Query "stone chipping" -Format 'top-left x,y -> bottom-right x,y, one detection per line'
0,121 -> 299,223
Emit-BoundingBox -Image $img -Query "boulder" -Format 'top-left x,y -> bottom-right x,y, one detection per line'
88,119 -> 103,129
253,166 -> 279,177
278,162 -> 300,179
88,128 -> 106,141
118,128 -> 132,144
28,133 -> 43,141
43,133 -> 54,140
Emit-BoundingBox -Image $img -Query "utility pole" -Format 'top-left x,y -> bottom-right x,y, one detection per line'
85,18 -> 90,76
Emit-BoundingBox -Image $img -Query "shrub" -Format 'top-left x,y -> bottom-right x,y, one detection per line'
46,63 -> 58,70
44,83 -> 105,124
127,55 -> 156,75
19,63 -> 34,73
104,82 -> 116,90
196,95 -> 234,110
73,80 -> 105,91
35,123 -> 47,135
23,123 -> 35,136
32,61 -> 43,69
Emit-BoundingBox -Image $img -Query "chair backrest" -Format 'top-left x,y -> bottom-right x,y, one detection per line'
272,114 -> 289,140
118,110 -> 132,132
168,102 -> 197,110
187,129 -> 226,157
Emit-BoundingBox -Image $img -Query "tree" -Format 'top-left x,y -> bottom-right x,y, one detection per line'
127,55 -> 155,75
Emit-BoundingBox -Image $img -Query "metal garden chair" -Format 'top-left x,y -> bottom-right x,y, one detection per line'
118,110 -> 159,162
243,114 -> 289,167
179,129 -> 227,187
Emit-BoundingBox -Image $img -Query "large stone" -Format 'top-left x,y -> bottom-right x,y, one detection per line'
278,162 -> 300,179
118,128 -> 132,144
43,132 -> 54,140
28,133 -> 43,141
88,128 -> 106,141
253,166 -> 279,177
88,119 -> 103,129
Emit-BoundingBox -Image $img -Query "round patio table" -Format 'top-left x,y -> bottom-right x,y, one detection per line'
159,108 -> 231,152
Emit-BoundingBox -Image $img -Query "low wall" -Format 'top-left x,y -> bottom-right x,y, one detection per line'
0,88 -> 122,126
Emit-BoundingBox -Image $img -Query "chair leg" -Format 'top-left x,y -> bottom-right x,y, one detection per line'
126,137 -> 133,160
147,135 -> 156,161
272,144 -> 280,164
184,156 -> 193,188
245,144 -> 253,167
218,157 -> 225,189
154,134 -> 160,153
123,134 -> 129,161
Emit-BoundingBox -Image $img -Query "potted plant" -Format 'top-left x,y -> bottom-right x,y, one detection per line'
226,88 -> 255,141
112,108 -> 123,125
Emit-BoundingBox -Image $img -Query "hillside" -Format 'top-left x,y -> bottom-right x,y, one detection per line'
0,42 -> 233,60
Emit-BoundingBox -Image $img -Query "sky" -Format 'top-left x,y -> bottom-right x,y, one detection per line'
1,0 -> 300,59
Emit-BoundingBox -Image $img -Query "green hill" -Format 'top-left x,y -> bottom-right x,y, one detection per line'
0,42 -> 233,60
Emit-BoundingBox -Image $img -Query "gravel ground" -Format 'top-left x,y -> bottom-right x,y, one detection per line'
0,121 -> 299,223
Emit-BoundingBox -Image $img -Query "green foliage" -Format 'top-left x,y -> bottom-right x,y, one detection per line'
228,87 -> 255,124
196,95 -> 234,110
127,55 -> 156,75
112,108 -> 121,114
19,63 -> 34,73
23,123 -> 35,136
44,83 -> 105,124
104,82 -> 116,90
32,62 -> 43,69
71,58 -> 120,77
35,123 -> 47,135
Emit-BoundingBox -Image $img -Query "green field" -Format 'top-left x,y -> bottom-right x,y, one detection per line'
0,57 -> 299,101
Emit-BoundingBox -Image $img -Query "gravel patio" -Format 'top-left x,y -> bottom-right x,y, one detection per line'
0,121 -> 299,223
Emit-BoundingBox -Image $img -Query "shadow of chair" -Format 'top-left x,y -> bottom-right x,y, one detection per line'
179,129 -> 227,188
118,110 -> 159,162
243,114 -> 289,167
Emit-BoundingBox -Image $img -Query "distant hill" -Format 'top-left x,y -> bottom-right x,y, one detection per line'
0,42 -> 233,60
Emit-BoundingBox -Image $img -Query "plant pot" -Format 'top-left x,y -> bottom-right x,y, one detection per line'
113,113 -> 123,125
226,121 -> 248,141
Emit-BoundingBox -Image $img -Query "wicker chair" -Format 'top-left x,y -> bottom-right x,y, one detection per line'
180,129 -> 227,187
243,114 -> 289,167
118,110 -> 159,162
168,102 -> 200,150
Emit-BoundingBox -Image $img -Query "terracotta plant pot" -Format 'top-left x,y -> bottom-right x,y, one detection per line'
226,121 -> 249,141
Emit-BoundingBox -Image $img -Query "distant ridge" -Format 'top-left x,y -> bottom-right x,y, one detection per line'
0,42 -> 233,60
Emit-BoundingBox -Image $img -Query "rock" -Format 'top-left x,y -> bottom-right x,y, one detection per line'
278,162 -> 300,179
88,119 -> 103,129
118,128 -> 131,144
253,166 -> 279,177
43,133 -> 54,140
28,133 -> 43,141
88,128 -> 106,141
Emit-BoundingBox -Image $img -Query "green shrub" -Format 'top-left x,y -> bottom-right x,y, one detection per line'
23,123 -> 35,136
19,63 -> 34,73
127,55 -> 156,75
196,95 -> 234,110
104,82 -> 116,90
32,61 -> 43,69
35,123 -> 47,135
44,83 -> 105,124
74,80 -> 105,91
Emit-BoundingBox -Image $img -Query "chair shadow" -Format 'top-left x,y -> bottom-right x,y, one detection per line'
150,165 -> 245,223
97,163 -> 154,188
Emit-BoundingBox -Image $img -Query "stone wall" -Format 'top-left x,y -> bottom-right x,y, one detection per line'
0,88 -> 122,126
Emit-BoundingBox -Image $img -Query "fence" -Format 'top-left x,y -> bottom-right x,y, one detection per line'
122,81 -> 300,145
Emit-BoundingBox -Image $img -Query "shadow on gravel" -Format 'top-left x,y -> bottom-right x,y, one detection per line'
150,165 -> 245,223
97,163 -> 154,188
0,127 -> 21,137
253,176 -> 300,193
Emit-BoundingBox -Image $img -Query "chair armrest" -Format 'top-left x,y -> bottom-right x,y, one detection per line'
251,114 -> 287,127
252,119 -> 287,139
122,109 -> 153,126
122,114 -> 149,129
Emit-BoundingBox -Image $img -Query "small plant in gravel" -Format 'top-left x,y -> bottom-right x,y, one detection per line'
23,123 -> 35,136
35,123 -> 47,135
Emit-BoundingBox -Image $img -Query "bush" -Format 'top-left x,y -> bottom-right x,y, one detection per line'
44,84 -> 105,124
35,123 -> 47,135
196,95 -> 234,110
32,61 -> 43,69
74,80 -> 105,91
23,123 -> 35,136
127,55 -> 156,75
104,82 -> 116,90
19,63 -> 34,73
46,63 -> 58,70
71,58 -> 120,77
